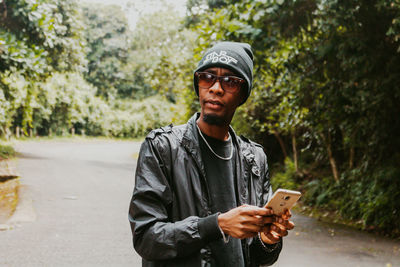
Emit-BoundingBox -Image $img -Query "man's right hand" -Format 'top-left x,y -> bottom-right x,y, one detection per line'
218,204 -> 274,239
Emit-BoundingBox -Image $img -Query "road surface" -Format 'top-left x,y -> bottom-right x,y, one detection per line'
0,139 -> 399,266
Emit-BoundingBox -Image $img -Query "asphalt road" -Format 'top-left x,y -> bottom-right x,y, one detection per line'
0,139 -> 399,267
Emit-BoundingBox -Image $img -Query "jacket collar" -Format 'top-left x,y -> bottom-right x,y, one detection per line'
181,113 -> 205,176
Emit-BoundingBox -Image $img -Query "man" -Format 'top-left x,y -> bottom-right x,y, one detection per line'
129,41 -> 294,266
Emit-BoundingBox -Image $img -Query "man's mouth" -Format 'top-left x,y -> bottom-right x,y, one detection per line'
205,100 -> 224,107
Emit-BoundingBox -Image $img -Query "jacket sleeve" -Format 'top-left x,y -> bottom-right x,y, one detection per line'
128,137 -> 221,261
249,149 -> 282,266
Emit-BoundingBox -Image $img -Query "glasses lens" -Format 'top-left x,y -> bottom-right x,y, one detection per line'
196,72 -> 243,92
221,76 -> 242,92
197,72 -> 216,88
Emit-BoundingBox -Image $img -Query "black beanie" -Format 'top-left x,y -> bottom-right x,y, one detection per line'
193,41 -> 254,104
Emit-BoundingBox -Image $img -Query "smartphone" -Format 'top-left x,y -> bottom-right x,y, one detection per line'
265,189 -> 302,215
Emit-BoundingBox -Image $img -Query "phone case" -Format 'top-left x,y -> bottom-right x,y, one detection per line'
265,189 -> 302,215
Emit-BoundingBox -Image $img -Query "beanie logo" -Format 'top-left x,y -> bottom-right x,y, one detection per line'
204,51 -> 238,65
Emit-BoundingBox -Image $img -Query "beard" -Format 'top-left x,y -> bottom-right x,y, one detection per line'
203,113 -> 227,126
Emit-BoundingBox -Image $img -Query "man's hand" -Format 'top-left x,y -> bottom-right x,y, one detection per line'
260,209 -> 295,244
218,204 -> 274,239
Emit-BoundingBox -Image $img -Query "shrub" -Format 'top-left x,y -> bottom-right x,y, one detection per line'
270,158 -> 300,191
0,144 -> 16,160
82,95 -> 175,138
302,163 -> 400,236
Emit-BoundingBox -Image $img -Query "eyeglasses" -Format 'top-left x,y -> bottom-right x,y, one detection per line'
195,72 -> 244,93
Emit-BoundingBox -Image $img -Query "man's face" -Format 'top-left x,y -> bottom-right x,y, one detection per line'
197,67 -> 245,126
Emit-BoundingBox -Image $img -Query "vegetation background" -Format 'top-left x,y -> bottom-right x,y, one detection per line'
1,0 -> 399,237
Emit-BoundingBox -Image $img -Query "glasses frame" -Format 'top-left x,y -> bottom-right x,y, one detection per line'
195,71 -> 245,94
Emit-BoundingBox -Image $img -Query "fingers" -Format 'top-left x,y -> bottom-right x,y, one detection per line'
270,223 -> 288,237
229,222 -> 266,239
238,215 -> 274,232
285,220 -> 295,230
274,216 -> 295,231
240,205 -> 273,216
240,222 -> 268,234
220,205 -> 295,240
253,215 -> 275,225
274,209 -> 294,229
262,225 -> 281,243
262,223 -> 288,244
264,212 -> 295,239
282,209 -> 292,220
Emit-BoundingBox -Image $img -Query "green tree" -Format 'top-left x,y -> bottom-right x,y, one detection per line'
81,4 -> 131,98
126,7 -> 199,121
186,0 -> 400,234
0,0 -> 86,135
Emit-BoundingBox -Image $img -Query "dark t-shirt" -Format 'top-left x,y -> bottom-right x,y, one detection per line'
198,129 -> 245,266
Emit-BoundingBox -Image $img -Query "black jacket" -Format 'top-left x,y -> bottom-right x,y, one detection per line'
129,113 -> 282,266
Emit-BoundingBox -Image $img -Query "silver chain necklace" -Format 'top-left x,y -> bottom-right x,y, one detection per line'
196,124 -> 233,161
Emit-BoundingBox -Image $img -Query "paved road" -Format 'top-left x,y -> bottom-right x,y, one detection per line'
0,140 -> 399,266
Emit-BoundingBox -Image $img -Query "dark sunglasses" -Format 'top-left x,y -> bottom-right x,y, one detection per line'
195,72 -> 244,93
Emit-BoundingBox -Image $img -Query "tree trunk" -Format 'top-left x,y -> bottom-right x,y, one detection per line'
321,132 -> 339,183
272,130 -> 288,159
3,127 -> 11,140
349,147 -> 354,169
292,132 -> 298,173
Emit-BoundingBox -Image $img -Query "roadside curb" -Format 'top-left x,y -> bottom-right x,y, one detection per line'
0,167 -> 19,226
0,159 -> 19,178
0,159 -> 36,230
7,185 -> 36,224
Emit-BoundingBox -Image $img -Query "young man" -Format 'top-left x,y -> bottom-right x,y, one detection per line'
129,42 -> 294,266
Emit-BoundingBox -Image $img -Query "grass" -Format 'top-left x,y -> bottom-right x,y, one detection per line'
0,143 -> 17,160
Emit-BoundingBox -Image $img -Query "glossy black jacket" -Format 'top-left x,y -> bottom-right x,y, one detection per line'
129,113 -> 282,266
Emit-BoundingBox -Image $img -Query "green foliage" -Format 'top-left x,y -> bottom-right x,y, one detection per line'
80,4 -> 200,102
188,0 -> 400,235
190,0 -> 400,166
0,0 -> 86,75
302,164 -> 400,236
32,72 -> 174,138
270,158 -> 299,191
33,72 -> 102,135
0,1 -> 177,139
0,0 -> 86,134
81,4 -> 132,99
127,7 -> 200,123
130,7 -> 198,105
0,143 -> 16,160
97,96 -> 175,138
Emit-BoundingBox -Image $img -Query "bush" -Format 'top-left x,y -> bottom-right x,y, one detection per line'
97,96 -> 175,138
302,164 -> 400,236
4,71 -> 175,139
270,158 -> 300,191
0,144 -> 16,160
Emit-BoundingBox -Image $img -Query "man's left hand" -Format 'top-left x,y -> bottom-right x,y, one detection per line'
260,209 -> 294,244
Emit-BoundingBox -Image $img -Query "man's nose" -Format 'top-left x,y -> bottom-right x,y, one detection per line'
209,79 -> 224,95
